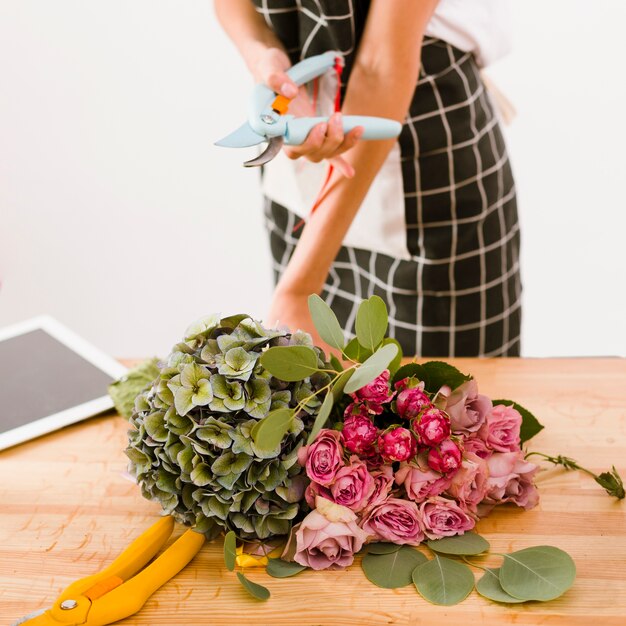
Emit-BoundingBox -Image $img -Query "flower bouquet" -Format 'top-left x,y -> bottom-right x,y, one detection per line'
111,295 -> 623,606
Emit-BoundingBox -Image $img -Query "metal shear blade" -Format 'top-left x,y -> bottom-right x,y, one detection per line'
243,136 -> 284,167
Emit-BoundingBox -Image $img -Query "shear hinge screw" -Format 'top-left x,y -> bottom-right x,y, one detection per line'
261,114 -> 277,124
60,600 -> 78,610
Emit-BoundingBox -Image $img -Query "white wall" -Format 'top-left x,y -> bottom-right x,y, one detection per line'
1,1 -> 625,358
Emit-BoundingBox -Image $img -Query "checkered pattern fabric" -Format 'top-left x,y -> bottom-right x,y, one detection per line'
255,0 -> 522,357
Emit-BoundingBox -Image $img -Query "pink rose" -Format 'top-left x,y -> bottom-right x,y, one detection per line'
351,370 -> 395,414
419,496 -> 475,539
360,497 -> 425,545
395,462 -> 452,502
378,427 -> 418,463
463,434 -> 492,460
427,439 -> 462,474
413,407 -> 451,446
445,379 -> 492,434
479,452 -> 539,515
299,429 -> 344,486
446,452 -> 489,514
341,412 -> 379,455
290,502 -> 369,570
395,384 -> 432,420
330,456 -> 375,511
363,465 -> 395,510
478,404 -> 522,452
304,480 -> 333,508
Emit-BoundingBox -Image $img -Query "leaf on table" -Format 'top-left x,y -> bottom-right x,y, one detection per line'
108,357 -> 160,418
499,546 -> 576,601
266,558 -> 307,578
308,294 -> 345,350
344,343 -> 398,395
362,546 -> 427,589
492,399 -> 544,443
475,567 -> 525,604
366,542 -> 402,555
412,555 -> 475,606
260,346 -> 320,382
236,571 -> 271,600
426,532 -> 490,556
355,295 -> 388,352
223,531 -> 237,572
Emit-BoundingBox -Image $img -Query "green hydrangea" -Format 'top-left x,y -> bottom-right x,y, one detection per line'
125,314 -> 330,541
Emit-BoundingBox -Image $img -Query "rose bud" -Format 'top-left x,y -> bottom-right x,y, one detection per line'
378,427 -> 417,463
351,370 -> 395,414
341,413 -> 379,455
413,407 -> 451,446
396,386 -> 432,420
427,439 -> 462,474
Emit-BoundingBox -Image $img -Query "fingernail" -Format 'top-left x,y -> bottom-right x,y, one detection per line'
281,82 -> 297,98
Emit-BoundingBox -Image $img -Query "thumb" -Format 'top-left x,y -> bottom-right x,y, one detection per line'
263,70 -> 298,98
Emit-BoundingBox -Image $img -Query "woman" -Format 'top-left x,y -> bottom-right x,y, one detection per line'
215,0 -> 521,358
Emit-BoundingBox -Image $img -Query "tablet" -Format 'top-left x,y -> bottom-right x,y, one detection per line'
0,316 -> 128,451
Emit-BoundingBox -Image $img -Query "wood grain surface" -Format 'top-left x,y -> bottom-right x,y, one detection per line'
1,358 -> 625,625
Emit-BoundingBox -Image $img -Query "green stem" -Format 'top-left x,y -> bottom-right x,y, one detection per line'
293,363 -> 358,416
525,451 -> 596,479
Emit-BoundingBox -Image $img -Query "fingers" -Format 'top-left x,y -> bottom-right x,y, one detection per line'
284,123 -> 328,161
264,70 -> 298,98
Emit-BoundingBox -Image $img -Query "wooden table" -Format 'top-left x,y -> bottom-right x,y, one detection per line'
1,358 -> 625,625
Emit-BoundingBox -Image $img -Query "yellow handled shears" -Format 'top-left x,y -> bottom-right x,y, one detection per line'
12,517 -> 205,626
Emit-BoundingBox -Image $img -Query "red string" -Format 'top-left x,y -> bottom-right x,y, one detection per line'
292,56 -> 343,233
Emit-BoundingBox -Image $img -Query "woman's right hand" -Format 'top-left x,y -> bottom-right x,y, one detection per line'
251,47 -> 363,177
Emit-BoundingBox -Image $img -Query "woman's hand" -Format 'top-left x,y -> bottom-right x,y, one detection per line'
251,48 -> 362,177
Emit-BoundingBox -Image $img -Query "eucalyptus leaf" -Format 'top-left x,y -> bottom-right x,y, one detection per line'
412,555 -> 475,606
329,353 -> 344,372
236,572 -> 271,600
342,337 -> 373,363
475,568 -> 525,604
381,338 -> 403,375
260,346 -> 320,382
426,532 -> 490,556
109,358 -> 160,419
307,392 -> 334,445
251,408 -> 294,451
367,542 -> 402,555
355,295 -> 388,352
362,546 -> 427,589
223,531 -> 237,572
331,369 -> 354,401
266,558 -> 307,578
492,399 -> 544,443
344,343 -> 398,395
308,294 -> 345,350
499,546 -> 576,601
392,361 -> 471,394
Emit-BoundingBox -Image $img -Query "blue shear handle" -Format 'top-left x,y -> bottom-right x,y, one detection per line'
285,115 -> 402,146
286,51 -> 339,87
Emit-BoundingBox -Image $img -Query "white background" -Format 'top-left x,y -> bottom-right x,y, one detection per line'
1,1 -> 625,359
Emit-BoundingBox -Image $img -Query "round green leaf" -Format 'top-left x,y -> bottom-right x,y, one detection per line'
308,294 -> 345,350
367,543 -> 402,555
355,295 -> 388,352
266,558 -> 307,578
476,568 -> 525,604
260,346 -> 320,382
236,572 -> 270,600
426,532 -> 490,556
343,337 -> 373,363
362,546 -> 427,589
344,343 -> 398,395
381,337 -> 403,374
306,392 -> 334,445
223,531 -> 236,572
412,555 -> 475,606
499,546 -> 576,601
251,408 -> 294,451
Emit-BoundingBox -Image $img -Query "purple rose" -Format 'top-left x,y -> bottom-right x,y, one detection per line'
363,465 -> 395,510
360,497 -> 425,545
299,429 -> 344,486
480,452 -> 539,514
427,439 -> 462,474
445,379 -> 492,434
351,370 -> 395,414
478,404 -> 522,452
413,407 -> 451,446
395,462 -> 452,502
419,496 -> 475,539
396,385 -> 432,420
341,411 -> 379,455
378,427 -> 418,463
290,501 -> 369,570
446,452 -> 489,514
330,456 -> 375,511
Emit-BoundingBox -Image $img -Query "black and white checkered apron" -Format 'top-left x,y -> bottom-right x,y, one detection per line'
254,0 -> 522,358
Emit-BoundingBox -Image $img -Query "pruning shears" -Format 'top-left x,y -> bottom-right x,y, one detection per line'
12,517 -> 205,626
215,50 -> 402,167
